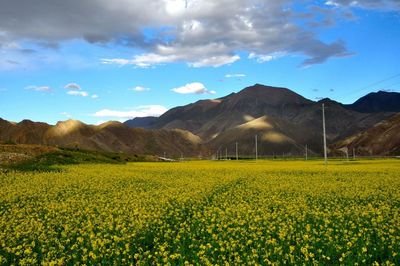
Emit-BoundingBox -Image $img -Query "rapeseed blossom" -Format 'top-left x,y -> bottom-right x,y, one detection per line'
0,160 -> 399,264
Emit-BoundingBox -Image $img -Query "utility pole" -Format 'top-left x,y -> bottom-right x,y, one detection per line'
305,144 -> 308,161
345,147 -> 349,162
255,135 -> 258,161
353,148 -> 356,160
322,103 -> 327,165
235,142 -> 238,161
225,148 -> 228,160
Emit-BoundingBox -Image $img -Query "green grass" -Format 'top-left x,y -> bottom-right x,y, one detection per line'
2,148 -> 149,172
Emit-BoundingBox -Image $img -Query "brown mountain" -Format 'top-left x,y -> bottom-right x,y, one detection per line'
333,113 -> 400,156
0,118 -> 204,158
346,91 -> 400,113
2,84 -> 399,157
151,84 -> 314,140
123,116 -> 158,128
126,84 -> 394,156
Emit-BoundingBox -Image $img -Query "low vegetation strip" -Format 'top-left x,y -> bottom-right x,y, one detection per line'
0,144 -> 151,172
0,160 -> 399,264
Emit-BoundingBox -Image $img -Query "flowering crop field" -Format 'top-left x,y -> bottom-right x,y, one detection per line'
0,160 -> 399,265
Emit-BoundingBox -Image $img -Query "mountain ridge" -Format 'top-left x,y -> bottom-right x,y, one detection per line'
2,84 -> 399,156
333,113 -> 400,156
346,91 -> 400,113
0,119 -> 205,158
124,84 -> 396,155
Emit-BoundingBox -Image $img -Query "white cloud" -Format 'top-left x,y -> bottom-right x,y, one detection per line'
225,73 -> 246,78
25,85 -> 53,93
67,90 -> 89,97
325,1 -> 341,7
132,86 -> 151,92
102,43 -> 241,68
4,0 -> 385,68
64,82 -> 96,98
248,52 -> 285,63
64,83 -> 81,90
171,82 -> 216,94
100,58 -> 132,66
93,105 -> 168,119
188,55 -> 240,68
101,53 -> 178,68
60,112 -> 71,118
325,0 -> 400,10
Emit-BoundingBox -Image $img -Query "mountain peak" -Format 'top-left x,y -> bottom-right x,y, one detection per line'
56,119 -> 85,127
347,90 -> 400,113
376,90 -> 395,95
243,83 -> 288,91
232,84 -> 313,106
317,98 -> 342,105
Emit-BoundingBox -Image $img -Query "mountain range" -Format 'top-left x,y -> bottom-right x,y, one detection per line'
0,119 -> 204,157
125,84 -> 399,156
1,84 -> 399,157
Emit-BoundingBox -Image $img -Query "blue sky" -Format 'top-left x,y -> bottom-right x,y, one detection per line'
0,0 -> 399,125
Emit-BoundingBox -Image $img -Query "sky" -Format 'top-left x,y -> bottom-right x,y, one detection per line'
0,0 -> 399,125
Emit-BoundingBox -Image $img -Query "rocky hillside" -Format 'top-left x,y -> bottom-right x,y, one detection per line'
126,84 -> 395,156
0,119 -> 205,158
333,113 -> 400,156
2,84 -> 399,157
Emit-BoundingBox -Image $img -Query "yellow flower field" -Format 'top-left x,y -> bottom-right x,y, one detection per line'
0,160 -> 399,265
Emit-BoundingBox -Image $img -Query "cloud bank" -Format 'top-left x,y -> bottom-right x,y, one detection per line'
171,82 -> 216,94
1,0 -> 398,68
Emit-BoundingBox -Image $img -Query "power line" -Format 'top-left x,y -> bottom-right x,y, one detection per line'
356,73 -> 400,92
378,80 -> 400,91
340,72 -> 400,100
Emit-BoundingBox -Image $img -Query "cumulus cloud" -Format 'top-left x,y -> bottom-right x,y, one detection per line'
64,83 -> 81,90
188,55 -> 240,68
171,82 -> 216,94
93,105 -> 168,118
225,74 -> 246,78
2,0 -> 383,68
132,86 -> 151,92
248,52 -> 288,63
102,44 -> 240,68
1,0 -> 397,69
297,39 -> 353,67
67,90 -> 89,97
64,82 -> 94,97
25,85 -> 53,93
101,54 -> 176,68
